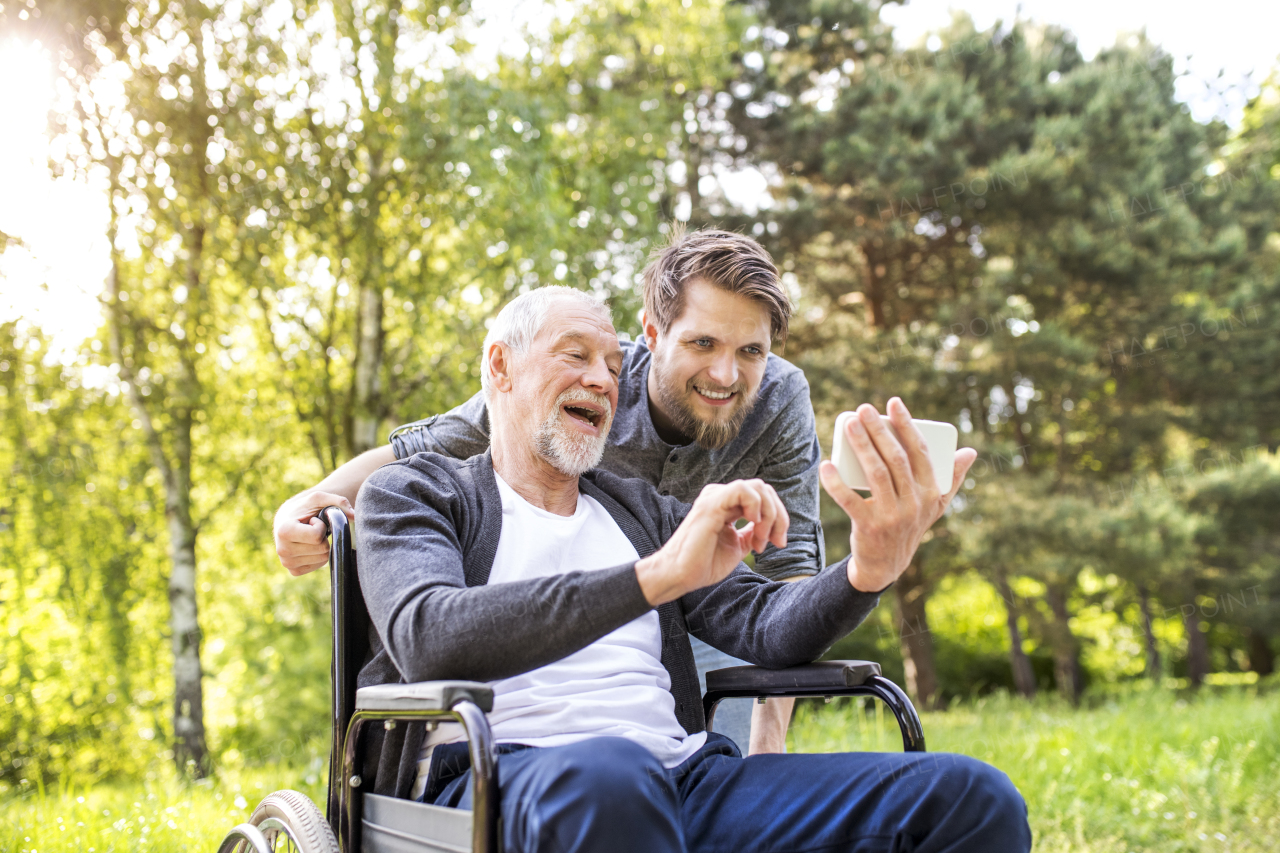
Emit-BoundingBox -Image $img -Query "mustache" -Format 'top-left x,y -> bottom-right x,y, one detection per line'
688,379 -> 748,395
554,388 -> 613,420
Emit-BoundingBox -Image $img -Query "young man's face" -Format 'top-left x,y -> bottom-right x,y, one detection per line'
644,278 -> 772,450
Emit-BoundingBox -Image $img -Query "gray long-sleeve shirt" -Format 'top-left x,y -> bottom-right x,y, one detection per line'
388,339 -> 826,580
354,450 -> 881,798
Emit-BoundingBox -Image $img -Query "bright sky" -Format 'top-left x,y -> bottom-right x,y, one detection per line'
2,0 -> 1277,358
881,0 -> 1280,125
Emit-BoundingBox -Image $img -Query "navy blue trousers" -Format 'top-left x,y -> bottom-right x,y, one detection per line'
428,733 -> 1031,853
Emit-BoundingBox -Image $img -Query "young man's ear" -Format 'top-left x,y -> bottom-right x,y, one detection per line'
640,311 -> 661,350
485,342 -> 515,393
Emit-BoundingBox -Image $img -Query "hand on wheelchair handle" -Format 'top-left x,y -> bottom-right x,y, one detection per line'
635,479 -> 788,606
273,490 -> 355,576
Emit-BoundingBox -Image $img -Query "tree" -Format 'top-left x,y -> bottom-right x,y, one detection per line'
34,0 -> 301,775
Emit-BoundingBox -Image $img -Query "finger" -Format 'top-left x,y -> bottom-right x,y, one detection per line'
859,404 -> 914,498
285,558 -> 326,577
819,460 -> 868,523
729,480 -> 763,526
764,483 -> 789,549
848,407 -> 897,497
283,517 -> 329,546
941,448 -> 979,507
296,493 -> 354,521
887,397 -> 937,494
750,481 -> 777,553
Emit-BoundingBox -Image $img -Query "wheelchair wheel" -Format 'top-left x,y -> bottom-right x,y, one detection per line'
244,790 -> 339,853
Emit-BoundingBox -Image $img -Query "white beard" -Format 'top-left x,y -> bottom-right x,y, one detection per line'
534,388 -> 612,477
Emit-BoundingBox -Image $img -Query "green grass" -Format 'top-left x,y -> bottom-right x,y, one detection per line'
2,685 -> 1276,851
789,683 -> 1280,852
0,756 -> 328,853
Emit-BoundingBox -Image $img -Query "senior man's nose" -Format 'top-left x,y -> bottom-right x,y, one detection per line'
581,352 -> 616,391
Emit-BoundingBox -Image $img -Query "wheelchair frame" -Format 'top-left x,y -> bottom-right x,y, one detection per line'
218,506 -> 925,853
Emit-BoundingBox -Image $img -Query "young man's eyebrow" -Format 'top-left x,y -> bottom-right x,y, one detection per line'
679,330 -> 769,351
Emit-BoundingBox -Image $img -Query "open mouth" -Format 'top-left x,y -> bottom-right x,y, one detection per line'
694,386 -> 737,405
563,403 -> 604,428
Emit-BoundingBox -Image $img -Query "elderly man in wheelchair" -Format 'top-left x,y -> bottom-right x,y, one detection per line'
221,287 -> 1030,853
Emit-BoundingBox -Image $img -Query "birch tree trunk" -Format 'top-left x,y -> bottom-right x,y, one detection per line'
351,280 -> 385,455
105,258 -> 209,776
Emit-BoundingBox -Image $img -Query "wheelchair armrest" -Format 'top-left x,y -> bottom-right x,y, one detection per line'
705,660 -> 882,695
355,680 -> 494,713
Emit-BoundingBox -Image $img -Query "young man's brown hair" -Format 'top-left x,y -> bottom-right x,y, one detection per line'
641,226 -> 792,343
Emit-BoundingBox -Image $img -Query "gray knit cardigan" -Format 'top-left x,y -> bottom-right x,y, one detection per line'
353,450 -> 882,798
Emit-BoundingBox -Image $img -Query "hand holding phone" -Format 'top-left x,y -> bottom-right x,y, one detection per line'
831,412 -> 958,493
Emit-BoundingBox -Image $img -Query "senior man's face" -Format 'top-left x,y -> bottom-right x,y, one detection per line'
513,302 -> 623,477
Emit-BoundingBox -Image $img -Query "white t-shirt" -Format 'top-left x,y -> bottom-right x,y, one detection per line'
412,473 -> 706,798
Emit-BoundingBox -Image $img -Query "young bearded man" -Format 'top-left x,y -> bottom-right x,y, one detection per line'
275,229 -> 826,753
351,287 -> 1027,853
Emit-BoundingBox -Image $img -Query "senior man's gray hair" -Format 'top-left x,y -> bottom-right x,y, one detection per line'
480,286 -> 613,401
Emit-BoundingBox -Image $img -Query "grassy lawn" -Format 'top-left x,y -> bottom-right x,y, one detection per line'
2,684 -> 1276,851
790,683 -> 1280,852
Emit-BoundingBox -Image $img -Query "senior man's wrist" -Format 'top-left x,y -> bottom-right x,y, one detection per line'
634,553 -> 685,606
847,563 -> 896,595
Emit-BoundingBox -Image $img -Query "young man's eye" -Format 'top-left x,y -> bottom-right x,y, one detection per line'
694,339 -> 712,348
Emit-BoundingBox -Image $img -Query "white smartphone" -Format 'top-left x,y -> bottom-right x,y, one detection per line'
832,412 -> 958,493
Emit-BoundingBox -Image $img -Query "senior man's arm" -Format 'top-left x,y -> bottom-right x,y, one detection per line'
683,558 -> 883,669
356,456 -> 653,684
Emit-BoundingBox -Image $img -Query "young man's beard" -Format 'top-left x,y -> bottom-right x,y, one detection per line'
652,369 -> 758,451
534,388 -> 613,477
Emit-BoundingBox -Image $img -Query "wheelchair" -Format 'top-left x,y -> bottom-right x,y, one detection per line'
218,506 -> 926,853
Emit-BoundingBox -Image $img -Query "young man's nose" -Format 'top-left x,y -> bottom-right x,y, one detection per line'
705,351 -> 739,388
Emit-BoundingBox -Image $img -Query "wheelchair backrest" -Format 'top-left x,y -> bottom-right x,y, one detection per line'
323,507 -> 370,828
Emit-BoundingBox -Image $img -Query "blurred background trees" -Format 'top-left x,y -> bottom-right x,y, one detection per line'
0,0 -> 1277,787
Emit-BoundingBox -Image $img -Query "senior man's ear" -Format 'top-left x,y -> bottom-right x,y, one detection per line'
485,341 -> 516,393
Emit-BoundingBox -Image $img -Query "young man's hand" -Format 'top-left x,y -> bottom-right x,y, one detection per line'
819,398 -> 977,594
272,444 -> 397,575
274,491 -> 353,576
635,479 -> 789,606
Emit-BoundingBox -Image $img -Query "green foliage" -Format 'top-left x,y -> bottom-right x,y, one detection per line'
2,0 -> 1278,790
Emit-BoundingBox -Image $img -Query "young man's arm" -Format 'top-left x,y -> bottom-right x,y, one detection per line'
272,392 -> 493,576
744,376 -> 826,752
751,377 -> 825,581
274,445 -> 395,576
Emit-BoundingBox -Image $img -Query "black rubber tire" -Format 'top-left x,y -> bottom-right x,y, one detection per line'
247,790 -> 340,853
